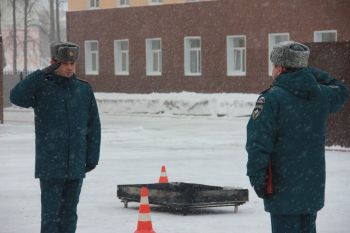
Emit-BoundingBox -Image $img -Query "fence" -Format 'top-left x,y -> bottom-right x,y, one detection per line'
2,71 -> 34,107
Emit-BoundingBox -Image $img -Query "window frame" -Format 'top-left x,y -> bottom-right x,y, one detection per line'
114,39 -> 130,76
118,0 -> 130,7
146,38 -> 162,76
227,35 -> 246,76
149,0 -> 163,6
84,40 -> 99,75
314,30 -> 337,42
88,0 -> 100,9
184,36 -> 202,76
268,32 -> 290,76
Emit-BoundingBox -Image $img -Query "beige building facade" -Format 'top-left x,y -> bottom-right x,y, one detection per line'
68,0 -> 211,11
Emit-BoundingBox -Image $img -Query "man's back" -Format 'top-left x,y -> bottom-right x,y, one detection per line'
246,67 -> 348,214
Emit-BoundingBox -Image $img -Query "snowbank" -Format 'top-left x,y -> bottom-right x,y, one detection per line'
95,92 -> 259,117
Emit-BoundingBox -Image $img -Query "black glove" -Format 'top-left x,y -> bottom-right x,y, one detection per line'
41,63 -> 61,75
85,164 -> 96,173
254,186 -> 271,199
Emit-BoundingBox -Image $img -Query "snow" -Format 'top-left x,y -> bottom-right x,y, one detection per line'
95,92 -> 259,117
1,92 -> 350,233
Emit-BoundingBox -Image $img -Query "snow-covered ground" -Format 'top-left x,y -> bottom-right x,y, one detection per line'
1,93 -> 349,233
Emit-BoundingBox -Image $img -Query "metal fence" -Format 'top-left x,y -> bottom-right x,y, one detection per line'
2,71 -> 35,107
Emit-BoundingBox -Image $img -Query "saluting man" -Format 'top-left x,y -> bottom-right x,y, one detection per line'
246,41 -> 348,233
10,42 -> 101,233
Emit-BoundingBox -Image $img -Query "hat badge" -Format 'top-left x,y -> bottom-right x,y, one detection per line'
69,51 -> 74,57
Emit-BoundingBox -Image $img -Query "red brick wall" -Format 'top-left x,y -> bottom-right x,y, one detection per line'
307,42 -> 350,147
67,0 -> 350,93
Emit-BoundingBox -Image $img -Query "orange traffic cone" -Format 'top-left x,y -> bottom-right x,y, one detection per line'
134,187 -> 156,233
158,165 -> 169,183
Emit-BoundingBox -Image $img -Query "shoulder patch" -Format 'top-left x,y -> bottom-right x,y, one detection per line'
260,86 -> 272,95
252,96 -> 265,119
76,78 -> 89,83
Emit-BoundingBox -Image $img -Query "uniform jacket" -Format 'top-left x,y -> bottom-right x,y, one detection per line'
246,67 -> 348,214
10,70 -> 101,180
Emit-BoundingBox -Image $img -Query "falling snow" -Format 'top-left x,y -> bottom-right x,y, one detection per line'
1,93 -> 349,233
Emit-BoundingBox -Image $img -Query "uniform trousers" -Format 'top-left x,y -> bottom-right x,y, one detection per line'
270,213 -> 317,233
40,179 -> 83,233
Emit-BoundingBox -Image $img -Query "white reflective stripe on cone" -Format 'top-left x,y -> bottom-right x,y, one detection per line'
138,213 -> 152,222
160,172 -> 167,176
140,196 -> 149,204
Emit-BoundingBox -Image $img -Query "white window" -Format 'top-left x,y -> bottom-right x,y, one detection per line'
184,37 -> 201,76
114,40 -> 129,75
227,35 -> 246,76
314,30 -> 337,42
118,0 -> 129,7
149,0 -> 163,5
268,33 -> 290,75
187,0 -> 200,2
89,0 -> 99,8
146,38 -> 162,76
84,40 -> 99,75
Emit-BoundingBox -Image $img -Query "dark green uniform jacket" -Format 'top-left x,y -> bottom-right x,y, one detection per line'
246,67 -> 348,214
10,70 -> 101,180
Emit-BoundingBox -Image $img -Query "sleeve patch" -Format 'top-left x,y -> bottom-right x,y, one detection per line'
252,96 -> 265,119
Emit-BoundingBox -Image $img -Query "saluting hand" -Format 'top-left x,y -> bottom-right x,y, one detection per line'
41,62 -> 61,75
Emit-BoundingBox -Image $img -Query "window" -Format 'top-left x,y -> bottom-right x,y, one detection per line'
227,35 -> 246,76
119,0 -> 129,7
114,40 -> 129,75
84,40 -> 99,75
314,30 -> 337,42
89,0 -> 99,8
149,0 -> 163,5
187,0 -> 200,2
146,38 -> 162,76
184,37 -> 201,76
268,33 -> 290,75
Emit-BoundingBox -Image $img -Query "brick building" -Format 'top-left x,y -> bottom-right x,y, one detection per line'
67,0 -> 349,93
68,0 -> 213,11
66,0 -> 350,147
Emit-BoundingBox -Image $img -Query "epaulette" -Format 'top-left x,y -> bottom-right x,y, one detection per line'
76,78 -> 89,83
260,86 -> 272,95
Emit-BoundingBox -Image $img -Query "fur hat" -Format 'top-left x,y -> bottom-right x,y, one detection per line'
50,41 -> 80,62
270,41 -> 310,68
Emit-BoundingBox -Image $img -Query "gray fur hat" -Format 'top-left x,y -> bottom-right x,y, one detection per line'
50,41 -> 80,62
270,41 -> 310,68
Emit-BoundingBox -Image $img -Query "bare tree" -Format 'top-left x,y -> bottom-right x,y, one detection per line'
10,0 -> 18,74
55,0 -> 60,41
23,0 -> 36,75
0,1 -> 7,69
49,0 -> 55,43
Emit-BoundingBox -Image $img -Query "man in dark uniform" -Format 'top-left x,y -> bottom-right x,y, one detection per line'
10,42 -> 101,233
246,41 -> 348,233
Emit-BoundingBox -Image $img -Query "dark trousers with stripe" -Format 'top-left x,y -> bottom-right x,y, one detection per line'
270,213 -> 317,233
40,179 -> 83,233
